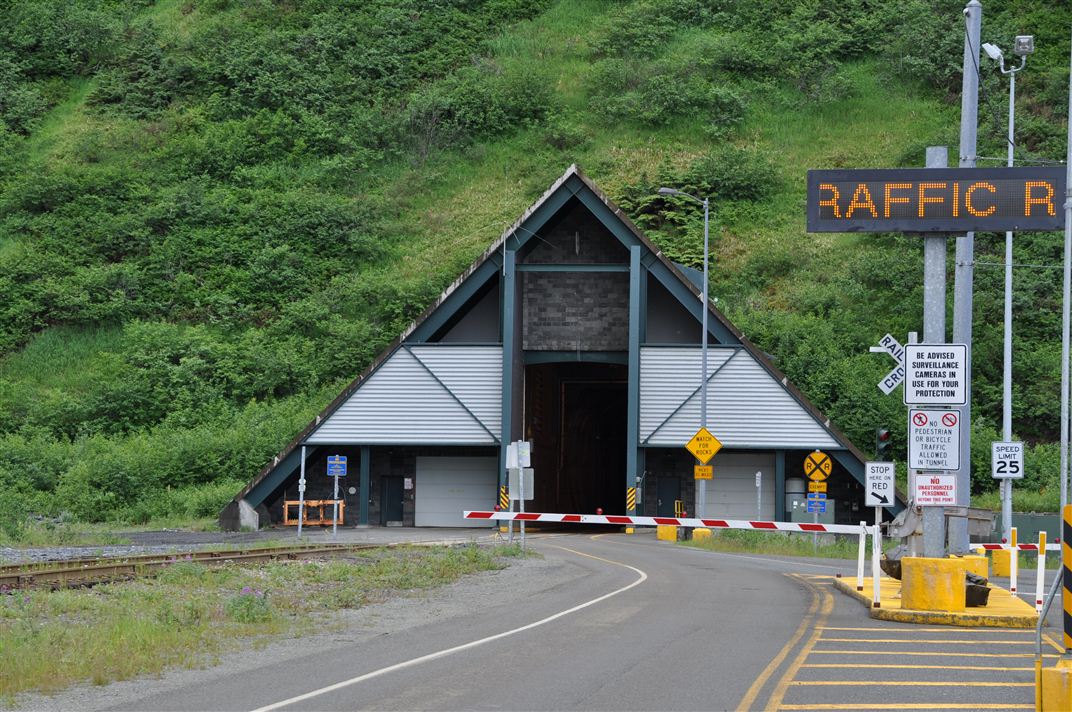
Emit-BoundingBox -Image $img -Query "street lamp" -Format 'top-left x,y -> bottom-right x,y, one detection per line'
982,35 -> 1034,541
658,187 -> 711,518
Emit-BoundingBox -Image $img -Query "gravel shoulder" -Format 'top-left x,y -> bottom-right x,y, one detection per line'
12,546 -> 580,712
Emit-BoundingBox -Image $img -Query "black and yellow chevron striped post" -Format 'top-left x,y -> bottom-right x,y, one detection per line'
1040,505 -> 1072,709
1065,505 -> 1072,652
499,485 -> 510,535
625,487 -> 637,534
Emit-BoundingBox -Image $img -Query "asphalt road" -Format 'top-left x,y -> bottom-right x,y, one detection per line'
50,532 -> 1053,711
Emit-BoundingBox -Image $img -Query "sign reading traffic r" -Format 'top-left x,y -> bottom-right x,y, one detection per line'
806,167 -> 1065,233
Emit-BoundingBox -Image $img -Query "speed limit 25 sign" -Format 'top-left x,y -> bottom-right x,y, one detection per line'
991,441 -> 1024,480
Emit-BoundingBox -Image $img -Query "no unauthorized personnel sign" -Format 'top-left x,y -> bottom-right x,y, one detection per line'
908,409 -> 960,471
914,473 -> 957,506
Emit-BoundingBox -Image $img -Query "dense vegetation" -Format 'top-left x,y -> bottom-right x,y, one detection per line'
0,0 -> 1069,537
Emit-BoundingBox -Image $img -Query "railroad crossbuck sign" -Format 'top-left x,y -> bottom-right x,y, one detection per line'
865,461 -> 895,507
871,333 -> 906,395
803,450 -> 832,482
903,344 -> 967,406
991,441 -> 1025,480
685,427 -> 722,465
908,409 -> 960,471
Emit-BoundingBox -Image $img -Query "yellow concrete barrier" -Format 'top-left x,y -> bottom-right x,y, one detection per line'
693,528 -> 712,542
901,557 -> 966,612
1040,657 -> 1072,711
993,548 -> 1012,577
656,525 -> 677,542
950,554 -> 988,579
625,527 -> 634,535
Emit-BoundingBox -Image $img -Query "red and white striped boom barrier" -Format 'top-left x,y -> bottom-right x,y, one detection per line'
469,510 -> 886,608
464,510 -> 869,535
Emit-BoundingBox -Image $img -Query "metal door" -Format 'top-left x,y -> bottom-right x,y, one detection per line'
382,477 -> 404,525
657,477 -> 680,517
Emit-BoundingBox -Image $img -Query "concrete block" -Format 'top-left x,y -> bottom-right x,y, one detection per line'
993,548 -> 1012,577
693,528 -> 712,542
657,525 -> 677,542
1040,657 -> 1072,711
625,527 -> 635,535
902,556 -> 966,612
950,554 -> 988,579
238,499 -> 259,531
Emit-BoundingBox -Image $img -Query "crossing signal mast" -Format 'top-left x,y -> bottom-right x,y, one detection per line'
875,427 -> 892,461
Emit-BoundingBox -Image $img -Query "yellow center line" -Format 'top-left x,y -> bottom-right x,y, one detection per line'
801,663 -> 1033,671
819,637 -> 1033,645
779,704 -> 1034,710
734,574 -> 820,712
764,577 -> 834,711
791,680 -> 1032,687
812,649 -> 1056,658
819,626 -> 1036,634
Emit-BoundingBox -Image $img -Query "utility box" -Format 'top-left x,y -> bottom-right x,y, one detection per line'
788,494 -> 836,524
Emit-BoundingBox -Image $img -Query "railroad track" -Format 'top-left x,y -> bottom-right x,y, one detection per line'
0,543 -> 381,591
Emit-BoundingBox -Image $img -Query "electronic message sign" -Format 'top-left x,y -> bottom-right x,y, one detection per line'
806,167 -> 1065,233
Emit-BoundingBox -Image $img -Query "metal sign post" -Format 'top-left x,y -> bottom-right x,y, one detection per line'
755,471 -> 762,520
298,445 -> 306,539
327,455 -> 347,539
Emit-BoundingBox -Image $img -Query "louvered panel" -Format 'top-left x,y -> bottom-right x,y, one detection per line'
639,347 -> 839,449
307,346 -> 502,444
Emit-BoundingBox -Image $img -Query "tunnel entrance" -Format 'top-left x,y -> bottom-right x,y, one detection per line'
524,362 -> 627,515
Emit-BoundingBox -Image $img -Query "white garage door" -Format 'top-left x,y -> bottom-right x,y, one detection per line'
703,452 -> 776,520
415,456 -> 497,527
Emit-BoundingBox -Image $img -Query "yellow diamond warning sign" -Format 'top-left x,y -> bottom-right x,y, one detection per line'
686,427 -> 722,465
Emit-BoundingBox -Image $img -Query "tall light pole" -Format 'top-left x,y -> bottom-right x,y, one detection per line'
658,187 -> 710,518
982,35 -> 1034,541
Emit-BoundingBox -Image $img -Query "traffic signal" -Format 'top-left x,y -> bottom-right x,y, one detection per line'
875,427 -> 892,460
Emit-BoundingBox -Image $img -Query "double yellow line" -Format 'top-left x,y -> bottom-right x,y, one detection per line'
735,574 -> 834,711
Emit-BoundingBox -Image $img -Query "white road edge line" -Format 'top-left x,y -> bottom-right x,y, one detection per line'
249,546 -> 648,712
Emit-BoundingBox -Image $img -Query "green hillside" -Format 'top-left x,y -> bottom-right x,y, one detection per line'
0,0 -> 1069,537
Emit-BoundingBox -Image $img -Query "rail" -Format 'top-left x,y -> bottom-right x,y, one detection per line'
0,543 -> 378,591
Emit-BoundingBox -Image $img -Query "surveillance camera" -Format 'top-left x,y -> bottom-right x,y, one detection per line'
981,43 -> 1003,61
963,7 -> 970,16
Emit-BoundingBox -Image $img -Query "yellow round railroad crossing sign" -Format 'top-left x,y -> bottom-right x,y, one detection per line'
803,450 -> 832,482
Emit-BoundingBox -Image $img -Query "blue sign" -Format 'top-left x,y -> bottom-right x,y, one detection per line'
327,455 -> 347,477
806,499 -> 827,514
806,492 -> 827,501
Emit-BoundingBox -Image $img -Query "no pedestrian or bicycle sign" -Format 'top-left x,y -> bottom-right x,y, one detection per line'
908,409 -> 960,471
686,427 -> 722,465
803,450 -> 832,482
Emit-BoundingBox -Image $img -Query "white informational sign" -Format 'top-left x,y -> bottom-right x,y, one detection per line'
864,461 -> 895,508
991,441 -> 1025,480
914,472 -> 957,506
508,467 -> 534,501
903,344 -> 967,406
506,440 -> 532,469
908,409 -> 961,471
